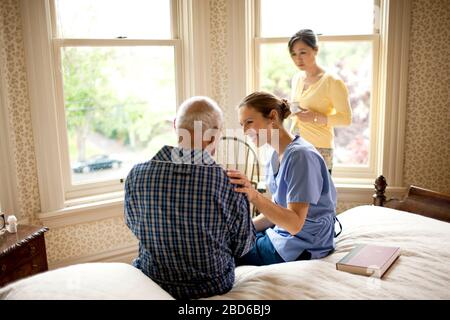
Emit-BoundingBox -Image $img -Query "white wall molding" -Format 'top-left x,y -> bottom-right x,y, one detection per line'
49,243 -> 138,270
378,0 -> 412,187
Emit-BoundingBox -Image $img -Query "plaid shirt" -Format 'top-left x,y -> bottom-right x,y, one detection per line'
124,146 -> 255,299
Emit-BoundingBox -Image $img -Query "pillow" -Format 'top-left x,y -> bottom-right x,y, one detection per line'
0,262 -> 174,300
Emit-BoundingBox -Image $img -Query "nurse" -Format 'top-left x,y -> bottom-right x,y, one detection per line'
227,91 -> 341,266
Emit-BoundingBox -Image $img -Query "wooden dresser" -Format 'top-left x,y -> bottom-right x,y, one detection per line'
0,225 -> 49,287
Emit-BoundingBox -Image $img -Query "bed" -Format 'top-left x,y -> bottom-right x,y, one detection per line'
1,176 -> 449,300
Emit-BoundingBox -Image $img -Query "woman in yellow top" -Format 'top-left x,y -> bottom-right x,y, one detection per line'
288,29 -> 352,173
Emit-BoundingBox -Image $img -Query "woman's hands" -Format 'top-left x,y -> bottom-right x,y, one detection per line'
227,170 -> 308,235
226,169 -> 259,202
296,110 -> 327,126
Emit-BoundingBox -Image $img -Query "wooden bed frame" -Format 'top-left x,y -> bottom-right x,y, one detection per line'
372,175 -> 450,223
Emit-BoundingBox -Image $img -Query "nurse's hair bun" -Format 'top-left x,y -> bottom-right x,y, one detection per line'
280,99 -> 292,120
239,91 -> 291,123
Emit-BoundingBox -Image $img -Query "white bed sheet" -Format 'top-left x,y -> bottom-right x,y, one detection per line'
208,205 -> 450,299
0,261 -> 174,300
1,205 -> 449,300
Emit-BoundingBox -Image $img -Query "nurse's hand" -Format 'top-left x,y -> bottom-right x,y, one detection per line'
226,169 -> 259,202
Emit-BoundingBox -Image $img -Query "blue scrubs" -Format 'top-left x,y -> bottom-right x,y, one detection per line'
264,135 -> 337,261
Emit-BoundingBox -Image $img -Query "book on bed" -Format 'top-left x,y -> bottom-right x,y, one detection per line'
336,244 -> 401,278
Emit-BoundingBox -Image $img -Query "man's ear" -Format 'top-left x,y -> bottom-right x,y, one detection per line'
203,128 -> 218,145
204,135 -> 215,147
203,130 -> 218,156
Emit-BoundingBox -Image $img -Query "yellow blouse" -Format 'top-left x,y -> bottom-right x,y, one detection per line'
290,72 -> 352,149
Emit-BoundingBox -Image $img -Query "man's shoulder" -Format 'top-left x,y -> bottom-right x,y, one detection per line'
131,158 -> 231,184
130,160 -> 153,174
132,159 -> 226,175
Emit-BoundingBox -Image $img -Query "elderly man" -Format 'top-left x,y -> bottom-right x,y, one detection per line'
124,96 -> 255,299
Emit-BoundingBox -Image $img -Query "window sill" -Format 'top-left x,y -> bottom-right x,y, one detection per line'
332,176 -> 407,202
38,196 -> 124,229
335,183 -> 406,203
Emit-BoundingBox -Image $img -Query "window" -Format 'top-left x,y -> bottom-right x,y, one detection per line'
252,0 -> 380,178
21,0 -> 410,220
51,0 -> 181,199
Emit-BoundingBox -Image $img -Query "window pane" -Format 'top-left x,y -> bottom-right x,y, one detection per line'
260,43 -> 298,100
259,41 -> 372,166
61,47 -> 177,184
319,42 -> 371,166
260,0 -> 374,37
55,0 -> 171,39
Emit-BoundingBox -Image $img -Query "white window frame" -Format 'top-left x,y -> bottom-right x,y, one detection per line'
20,0 -> 212,225
247,0 -> 411,189
49,1 -> 184,201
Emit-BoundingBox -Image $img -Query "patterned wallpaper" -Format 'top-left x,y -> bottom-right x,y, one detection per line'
46,216 -> 137,264
0,0 -> 41,224
0,0 -> 448,266
209,0 -> 230,127
403,0 -> 450,194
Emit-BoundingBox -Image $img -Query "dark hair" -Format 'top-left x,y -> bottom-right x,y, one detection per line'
239,91 -> 291,122
288,29 -> 318,52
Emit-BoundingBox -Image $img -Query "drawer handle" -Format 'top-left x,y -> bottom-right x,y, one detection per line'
1,264 -> 6,272
32,264 -> 39,270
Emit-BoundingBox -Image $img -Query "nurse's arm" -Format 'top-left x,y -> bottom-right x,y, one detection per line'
252,213 -> 275,232
252,193 -> 308,235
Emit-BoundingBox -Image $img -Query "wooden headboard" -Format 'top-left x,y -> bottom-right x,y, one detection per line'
372,175 -> 450,223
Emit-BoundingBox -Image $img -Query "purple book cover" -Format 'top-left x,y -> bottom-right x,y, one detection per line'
340,244 -> 400,268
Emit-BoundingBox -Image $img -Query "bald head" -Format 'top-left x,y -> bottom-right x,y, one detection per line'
175,96 -> 223,152
175,96 -> 223,134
